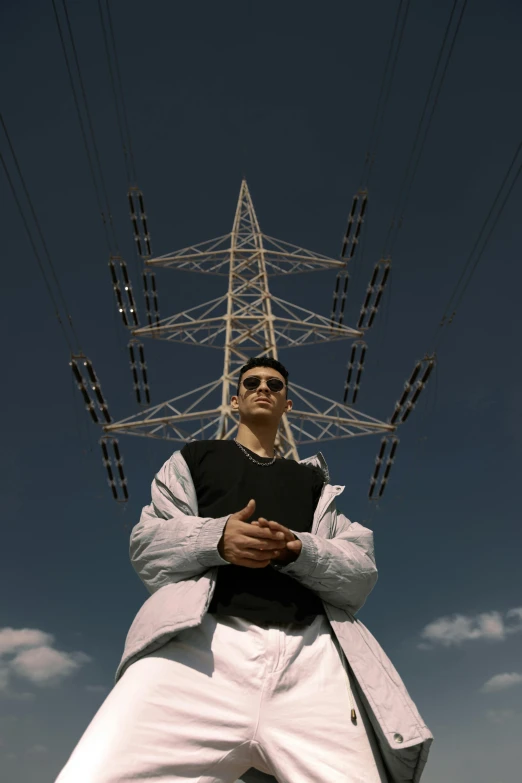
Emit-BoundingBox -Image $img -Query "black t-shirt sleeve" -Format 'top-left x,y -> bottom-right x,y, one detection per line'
304,465 -> 325,511
180,442 -> 197,480
313,472 -> 325,509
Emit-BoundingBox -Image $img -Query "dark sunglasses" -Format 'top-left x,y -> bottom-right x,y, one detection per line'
241,376 -> 285,393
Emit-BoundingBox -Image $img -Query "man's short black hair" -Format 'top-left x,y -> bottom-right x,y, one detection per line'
236,356 -> 289,396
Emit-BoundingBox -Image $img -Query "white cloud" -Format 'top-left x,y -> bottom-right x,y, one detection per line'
0,626 -> 91,697
0,628 -> 54,656
481,673 -> 522,693
0,665 -> 10,692
419,607 -> 522,648
506,608 -> 522,623
10,646 -> 91,687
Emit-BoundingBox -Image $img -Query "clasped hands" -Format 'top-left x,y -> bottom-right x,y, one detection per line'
251,516 -> 303,564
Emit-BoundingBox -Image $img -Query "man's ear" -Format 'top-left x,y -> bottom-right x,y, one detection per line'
230,394 -> 239,409
285,398 -> 293,412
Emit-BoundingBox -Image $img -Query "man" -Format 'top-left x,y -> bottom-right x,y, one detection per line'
56,357 -> 432,783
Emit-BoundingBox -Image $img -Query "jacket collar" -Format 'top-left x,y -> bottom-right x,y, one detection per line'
298,451 -> 330,484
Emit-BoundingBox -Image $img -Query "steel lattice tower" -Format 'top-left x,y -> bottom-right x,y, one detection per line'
102,180 -> 396,460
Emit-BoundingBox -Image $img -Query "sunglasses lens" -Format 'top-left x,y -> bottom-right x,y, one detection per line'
242,377 -> 285,392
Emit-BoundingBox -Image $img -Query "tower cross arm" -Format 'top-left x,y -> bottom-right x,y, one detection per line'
288,409 -> 395,431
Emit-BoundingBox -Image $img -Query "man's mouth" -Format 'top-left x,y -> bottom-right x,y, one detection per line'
255,398 -> 271,405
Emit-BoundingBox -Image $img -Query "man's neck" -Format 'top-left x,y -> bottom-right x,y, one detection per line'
235,423 -> 277,458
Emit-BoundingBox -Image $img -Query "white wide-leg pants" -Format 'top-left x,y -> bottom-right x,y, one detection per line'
55,613 -> 388,783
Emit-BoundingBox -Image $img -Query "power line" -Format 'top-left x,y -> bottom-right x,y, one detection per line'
98,0 -> 139,185
430,139 -> 522,351
372,138 -> 521,510
96,0 -> 155,274
391,0 -> 468,255
59,0 -> 120,252
383,0 -> 468,257
51,0 -> 119,255
0,115 -> 81,354
54,0 -> 157,406
336,1 -> 412,271
359,0 -> 412,190
97,0 -> 133,185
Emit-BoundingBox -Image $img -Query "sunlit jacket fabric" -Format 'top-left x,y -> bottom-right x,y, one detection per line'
116,449 -> 433,783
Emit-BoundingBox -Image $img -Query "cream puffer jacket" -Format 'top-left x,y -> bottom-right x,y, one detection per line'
116,449 -> 433,783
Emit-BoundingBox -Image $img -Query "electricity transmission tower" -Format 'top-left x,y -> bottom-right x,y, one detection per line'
103,180 -> 396,455
73,179 -> 434,501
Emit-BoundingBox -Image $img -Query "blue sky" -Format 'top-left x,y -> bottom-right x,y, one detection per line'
1,1 -> 521,781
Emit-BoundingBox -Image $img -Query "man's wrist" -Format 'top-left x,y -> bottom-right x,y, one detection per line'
272,546 -> 299,567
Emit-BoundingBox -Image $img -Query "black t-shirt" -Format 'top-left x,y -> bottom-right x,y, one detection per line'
180,439 -> 326,625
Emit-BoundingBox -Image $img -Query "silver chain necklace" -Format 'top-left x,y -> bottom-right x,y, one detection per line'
234,439 -> 277,466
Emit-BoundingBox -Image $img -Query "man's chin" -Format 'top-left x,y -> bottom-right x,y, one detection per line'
241,409 -> 277,423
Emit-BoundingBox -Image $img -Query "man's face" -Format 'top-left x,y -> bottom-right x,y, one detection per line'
231,367 -> 293,423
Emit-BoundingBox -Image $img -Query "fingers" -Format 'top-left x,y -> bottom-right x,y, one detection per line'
249,518 -> 285,539
247,522 -> 285,540
255,518 -> 294,541
250,517 -> 295,542
236,498 -> 256,521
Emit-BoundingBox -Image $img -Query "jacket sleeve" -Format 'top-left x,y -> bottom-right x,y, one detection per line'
273,511 -> 378,615
130,454 -> 231,595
